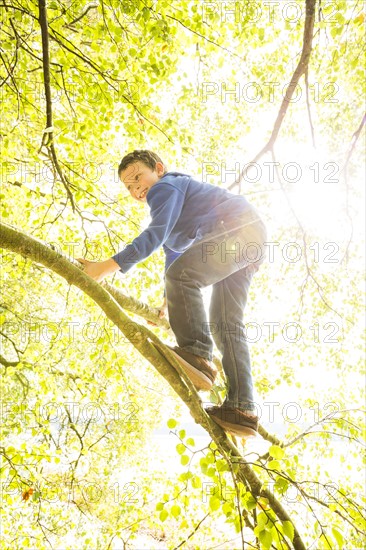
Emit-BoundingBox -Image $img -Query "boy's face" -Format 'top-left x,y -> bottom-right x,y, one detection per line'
120,161 -> 165,203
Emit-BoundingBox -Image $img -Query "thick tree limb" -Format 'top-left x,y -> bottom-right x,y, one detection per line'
0,220 -> 307,549
0,221 -> 281,443
102,281 -> 170,330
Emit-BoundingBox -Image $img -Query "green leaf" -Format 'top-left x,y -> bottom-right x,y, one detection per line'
167,418 -> 177,429
180,454 -> 189,466
245,494 -> 257,510
282,520 -> 295,541
216,459 -> 229,472
178,471 -> 192,481
142,7 -> 150,21
209,495 -> 221,511
191,475 -> 201,489
11,454 -> 22,464
267,460 -> 281,471
159,509 -> 168,521
319,534 -> 333,549
222,501 -> 233,515
199,458 -> 208,474
269,445 -> 285,459
257,511 -> 270,528
206,451 -> 215,464
254,524 -> 261,537
330,26 -> 341,39
274,476 -> 289,494
176,443 -> 185,455
331,527 -> 344,547
171,504 -> 181,518
259,529 -> 273,549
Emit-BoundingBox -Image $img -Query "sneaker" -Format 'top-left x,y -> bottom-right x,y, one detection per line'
205,404 -> 259,438
166,345 -> 217,391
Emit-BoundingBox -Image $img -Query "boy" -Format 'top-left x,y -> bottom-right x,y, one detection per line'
78,150 -> 267,437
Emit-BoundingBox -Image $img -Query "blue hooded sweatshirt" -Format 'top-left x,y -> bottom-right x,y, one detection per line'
112,171 -> 256,274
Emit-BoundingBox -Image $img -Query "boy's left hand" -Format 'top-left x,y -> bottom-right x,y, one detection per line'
147,298 -> 168,326
77,258 -> 120,283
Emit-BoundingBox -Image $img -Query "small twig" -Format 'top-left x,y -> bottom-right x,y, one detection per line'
172,512 -> 210,549
66,2 -> 99,27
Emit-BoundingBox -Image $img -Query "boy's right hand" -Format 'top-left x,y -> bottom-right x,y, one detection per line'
77,257 -> 120,283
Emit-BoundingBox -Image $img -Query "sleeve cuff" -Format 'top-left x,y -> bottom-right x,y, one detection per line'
111,245 -> 138,273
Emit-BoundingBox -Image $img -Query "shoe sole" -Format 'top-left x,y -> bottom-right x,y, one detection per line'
167,348 -> 214,391
207,413 -> 258,438
150,340 -> 213,390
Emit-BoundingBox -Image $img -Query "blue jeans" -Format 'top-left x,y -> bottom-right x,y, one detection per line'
165,208 -> 268,412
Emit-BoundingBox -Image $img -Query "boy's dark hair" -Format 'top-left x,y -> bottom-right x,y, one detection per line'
118,150 -> 167,176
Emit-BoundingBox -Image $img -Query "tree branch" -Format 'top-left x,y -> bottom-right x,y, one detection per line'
229,0 -> 317,192
38,0 -> 76,210
341,112 -> 366,175
339,111 -> 365,264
